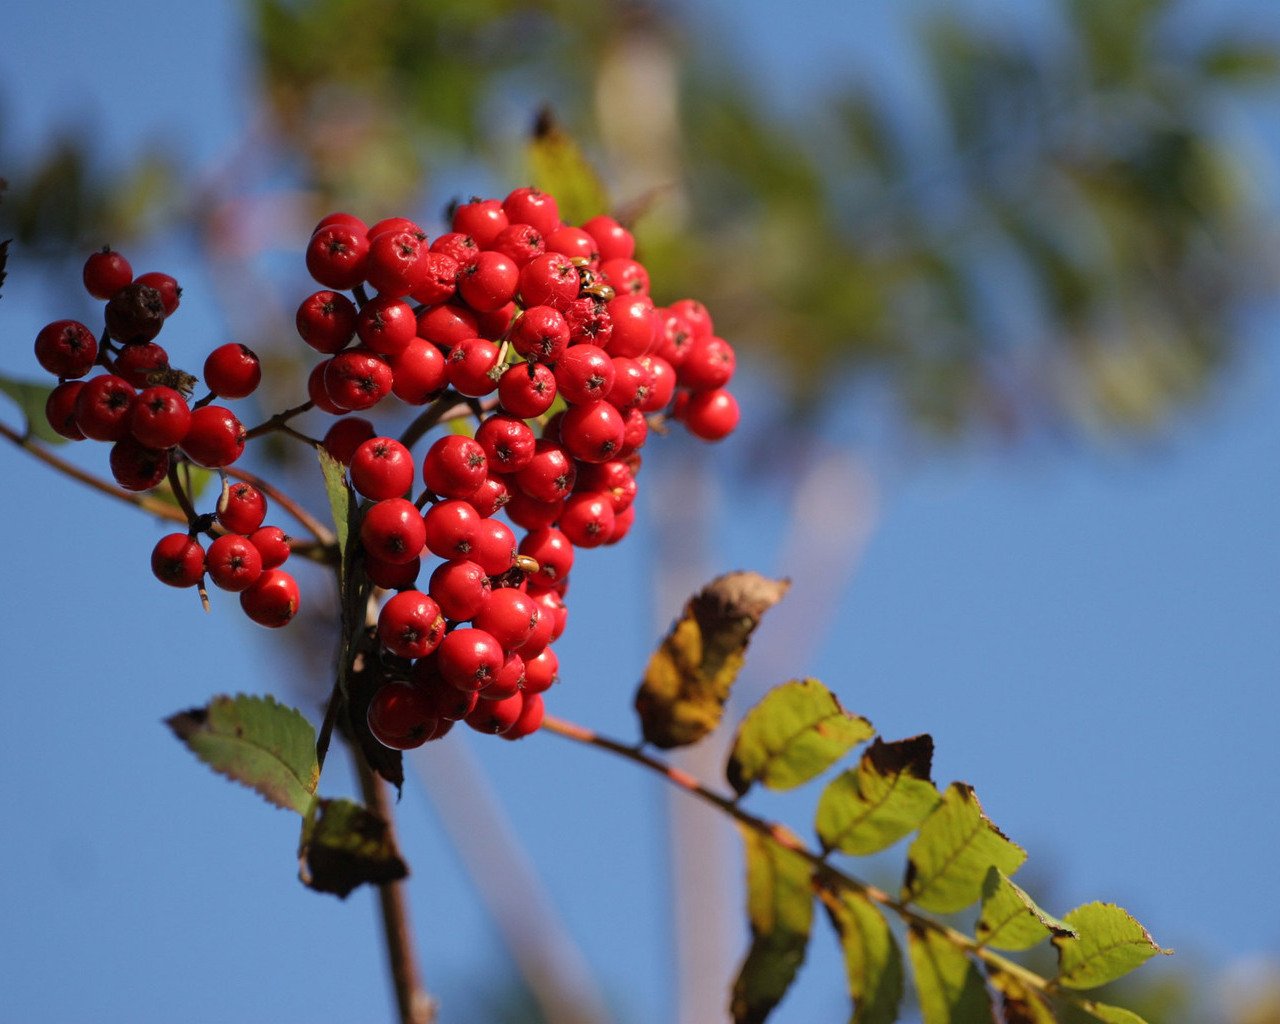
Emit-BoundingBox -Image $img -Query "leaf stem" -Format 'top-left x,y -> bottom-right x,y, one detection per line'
354,750 -> 436,1024
541,714 -> 1063,1005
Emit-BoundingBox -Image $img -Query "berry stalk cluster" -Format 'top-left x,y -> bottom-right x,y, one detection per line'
30,186 -> 742,750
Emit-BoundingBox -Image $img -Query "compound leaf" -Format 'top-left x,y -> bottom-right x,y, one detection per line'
816,735 -> 941,856
977,868 -> 1075,951
907,925 -> 996,1024
727,678 -> 874,795
1053,903 -> 1170,990
819,882 -> 904,1024
635,572 -> 790,748
730,825 -> 814,1024
167,694 -> 319,815
527,107 -> 609,227
0,374 -> 63,445
298,797 -> 408,898
903,783 -> 1026,914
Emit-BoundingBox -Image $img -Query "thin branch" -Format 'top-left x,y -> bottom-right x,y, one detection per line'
354,750 -> 436,1024
243,398 -> 315,440
541,714 -> 1062,1003
398,393 -> 496,452
225,464 -> 334,546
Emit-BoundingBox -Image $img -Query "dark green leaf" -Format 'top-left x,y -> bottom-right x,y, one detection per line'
907,925 -> 995,1024
0,374 -> 64,445
727,679 -> 873,796
730,826 -> 814,1024
527,107 -> 609,227
1053,902 -> 1170,990
634,572 -> 790,748
166,694 -> 319,814
316,444 -> 352,565
976,868 -> 1075,951
902,783 -> 1026,913
816,735 -> 941,856
298,797 -> 408,898
1199,43 -> 1280,81
818,882 -> 903,1024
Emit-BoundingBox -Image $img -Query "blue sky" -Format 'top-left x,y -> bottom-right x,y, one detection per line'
1,2 -> 1278,1023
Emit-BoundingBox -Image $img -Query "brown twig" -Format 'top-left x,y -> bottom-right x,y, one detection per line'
398,393 -> 496,452
243,398 -> 315,440
540,714 -> 1061,1002
354,751 -> 436,1024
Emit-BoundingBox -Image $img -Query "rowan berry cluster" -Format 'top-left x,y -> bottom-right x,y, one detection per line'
34,249 -> 301,628
31,186 -> 741,748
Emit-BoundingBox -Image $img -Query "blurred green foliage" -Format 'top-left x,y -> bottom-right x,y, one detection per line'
3,0 -> 1277,438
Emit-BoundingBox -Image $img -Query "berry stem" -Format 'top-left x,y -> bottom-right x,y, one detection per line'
398,393 -> 498,453
223,465 -> 335,546
0,420 -> 189,526
166,461 -> 203,529
539,713 -> 1066,1008
243,398 -> 316,440
354,748 -> 436,1024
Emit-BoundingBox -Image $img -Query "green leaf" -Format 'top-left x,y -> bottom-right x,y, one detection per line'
447,415 -> 475,437
166,694 -> 319,815
1053,902 -> 1170,990
1199,43 -> 1280,81
987,971 -> 1056,1024
526,107 -> 610,228
816,735 -> 941,856
727,679 -> 874,796
634,572 -> 790,748
298,797 -> 408,898
0,374 -> 64,444
818,883 -> 904,1024
316,444 -> 352,563
902,783 -> 1026,914
1073,1002 -> 1151,1024
907,925 -> 995,1024
730,826 -> 814,1024
976,868 -> 1075,951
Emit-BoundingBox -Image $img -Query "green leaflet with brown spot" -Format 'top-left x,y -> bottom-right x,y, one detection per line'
526,108 -> 610,227
818,881 -> 903,1024
166,693 -> 319,815
634,572 -> 790,748
298,797 -> 408,899
988,971 -> 1056,1024
730,825 -> 814,1024
976,867 -> 1075,951
1053,902 -> 1170,990
902,782 -> 1026,914
727,678 -> 873,795
816,735 -> 941,856
907,925 -> 996,1024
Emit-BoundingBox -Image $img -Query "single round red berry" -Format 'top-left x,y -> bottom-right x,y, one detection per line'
45,382 -> 86,440
522,646 -> 559,694
135,271 -> 181,315
490,223 -> 545,267
509,305 -> 570,363
323,416 -> 377,465
388,337 -> 448,405
129,386 -> 192,449
502,187 -> 560,237
307,361 -> 347,414
367,681 -> 440,750
473,587 -> 539,652
514,440 -> 577,504
678,336 -> 736,392
109,437 -> 170,491
365,551 -> 421,591
518,252 -> 580,310
423,499 -> 480,560
554,344 -> 615,405
111,341 -> 169,389
206,534 -> 264,592
497,361 -> 557,418
558,491 -> 616,548
469,518 -> 516,577
545,225 -> 599,265
360,497 -> 426,564
409,252 -> 460,306
74,374 -> 136,442
350,436 -> 415,500
465,690 -> 525,735
581,216 -> 635,263
479,653 -> 526,702
437,627 -> 505,692
378,590 -> 446,659
504,490 -> 565,531
681,388 -> 740,441
366,228 -> 429,297
430,232 -> 480,270
428,559 -> 491,621
306,223 -> 369,290
34,319 -> 98,379
444,336 -> 501,397
422,435 -> 488,499
356,296 -> 417,355
518,527 -> 575,587
475,413 -> 537,472
151,533 -> 205,588
204,343 -> 262,399
468,474 -> 511,518
452,198 -> 508,248
239,569 -> 301,628
82,247 -> 134,300
217,482 -> 268,534
501,692 -> 546,740
458,251 -> 519,313
416,303 -> 479,348
600,258 -> 650,298
560,400 -> 626,464
249,525 -> 291,568
323,348 -> 393,411
180,405 -> 246,468
296,290 -> 357,354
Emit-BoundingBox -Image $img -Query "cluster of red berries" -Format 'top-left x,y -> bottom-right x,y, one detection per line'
33,249 -> 301,628
31,186 -> 740,750
303,190 -> 740,749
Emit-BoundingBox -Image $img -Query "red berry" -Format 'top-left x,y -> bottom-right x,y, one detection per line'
416,303 -> 478,348
545,226 -> 598,265
388,337 -> 448,405
605,295 -> 656,358
509,305 -> 570,363
428,559 -> 492,622
367,681 -> 440,750
605,503 -> 636,545
323,416 -> 377,464
581,216 -> 635,263
667,298 -> 714,340
34,319 -> 98,379
306,223 -> 369,290
497,361 -> 557,418
323,348 -> 393,411
479,653 -> 526,702
518,527 -> 575,587
356,296 -> 417,355
678,336 -> 736,392
469,474 -> 510,518
422,435 -> 488,499
445,336 -> 501,397
365,551 -> 421,590
109,437 -> 170,491
561,296 -> 613,348
134,272 -> 181,315
204,343 -> 262,399
82,247 -> 134,300
620,406 -> 649,453
606,356 -> 647,411
151,533 -> 205,588
313,212 -> 368,235
378,590 -> 446,659
45,382 -> 86,440
681,388 -> 740,441
518,252 -> 579,309
366,229 -> 429,297
239,569 -> 300,627
575,460 -> 637,513
465,690 -> 525,735
452,198 -> 508,248
206,534 -> 264,592
112,341 -> 169,389
408,252 -> 459,306
560,401 -> 626,464
502,187 -> 560,236
74,374 -> 136,442
180,406 -> 246,468
423,499 -> 481,560
514,440 -> 577,503
458,251 -> 519,312
217,482 -> 268,534
350,436 -> 415,500
522,646 -> 559,694
501,691 -> 546,740
504,490 -> 565,531
365,216 -> 423,239
530,587 -> 568,641
360,497 -> 426,564
430,232 -> 480,269
637,355 -> 676,412
307,360 -> 347,415
129,386 -> 192,449
475,414 -> 537,473
490,223 -> 545,267
473,587 -> 539,652
437,627 -> 505,691
475,300 -> 518,341
296,290 -> 357,354
558,492 -> 616,548
554,344 -> 615,405
600,258 -> 649,298
469,518 -> 516,576
249,525 -> 292,569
